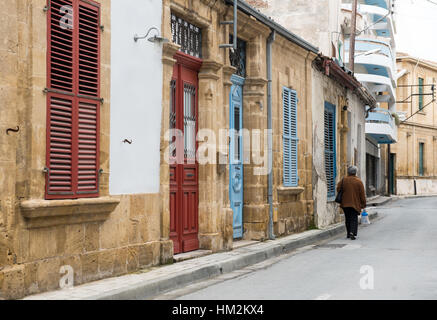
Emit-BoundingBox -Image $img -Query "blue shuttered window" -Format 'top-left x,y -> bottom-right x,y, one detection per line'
283,87 -> 298,187
324,102 -> 336,199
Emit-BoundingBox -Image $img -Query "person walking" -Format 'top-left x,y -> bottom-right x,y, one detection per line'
337,165 -> 366,240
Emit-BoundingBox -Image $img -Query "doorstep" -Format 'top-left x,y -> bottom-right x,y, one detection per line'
173,250 -> 212,263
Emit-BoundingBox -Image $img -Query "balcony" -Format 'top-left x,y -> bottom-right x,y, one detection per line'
342,1 -> 396,40
344,38 -> 396,107
343,0 -> 390,10
365,107 -> 397,144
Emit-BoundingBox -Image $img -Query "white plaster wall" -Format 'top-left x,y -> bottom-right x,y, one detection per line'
312,70 -> 339,229
397,179 -> 437,195
347,92 -> 367,184
110,0 -> 163,195
312,69 -> 367,228
251,0 -> 342,56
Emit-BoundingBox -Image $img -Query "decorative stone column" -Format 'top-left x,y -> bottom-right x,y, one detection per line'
197,59 -> 226,252
242,76 -> 268,240
159,41 -> 180,263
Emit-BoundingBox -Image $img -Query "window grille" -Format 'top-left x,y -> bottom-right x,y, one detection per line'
229,35 -> 246,78
171,13 -> 202,58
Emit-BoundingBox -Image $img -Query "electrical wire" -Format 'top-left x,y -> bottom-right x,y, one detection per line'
356,10 -> 391,36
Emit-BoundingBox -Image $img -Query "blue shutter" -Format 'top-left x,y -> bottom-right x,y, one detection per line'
324,102 -> 336,198
283,88 -> 298,187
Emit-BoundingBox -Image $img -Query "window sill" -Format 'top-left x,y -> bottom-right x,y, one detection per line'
20,197 -> 120,229
277,186 -> 305,196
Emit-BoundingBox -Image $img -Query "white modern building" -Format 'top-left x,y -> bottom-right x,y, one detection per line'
342,0 -> 398,195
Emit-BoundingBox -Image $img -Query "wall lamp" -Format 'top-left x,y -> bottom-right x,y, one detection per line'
134,27 -> 169,43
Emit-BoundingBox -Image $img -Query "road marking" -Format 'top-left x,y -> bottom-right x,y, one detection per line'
314,293 -> 331,300
343,244 -> 362,250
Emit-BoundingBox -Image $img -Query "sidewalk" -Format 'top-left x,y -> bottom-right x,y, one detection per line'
366,194 -> 437,207
393,194 -> 437,199
366,195 -> 392,207
23,211 -> 378,300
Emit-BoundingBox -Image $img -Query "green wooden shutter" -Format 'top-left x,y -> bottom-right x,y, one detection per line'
419,143 -> 424,176
419,77 -> 424,110
283,87 -> 298,187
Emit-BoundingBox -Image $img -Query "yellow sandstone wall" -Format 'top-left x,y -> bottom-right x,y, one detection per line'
392,57 -> 437,195
0,0 -> 172,300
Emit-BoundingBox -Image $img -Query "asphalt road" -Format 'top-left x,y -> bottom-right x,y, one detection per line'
159,197 -> 437,300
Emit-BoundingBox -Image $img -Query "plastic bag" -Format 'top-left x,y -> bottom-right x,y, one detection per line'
361,210 -> 370,225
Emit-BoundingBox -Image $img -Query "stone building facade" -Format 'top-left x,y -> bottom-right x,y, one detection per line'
0,0 -> 173,300
161,0 -> 318,245
1,0 -> 375,299
244,0 -> 376,228
312,56 -> 375,228
392,54 -> 437,195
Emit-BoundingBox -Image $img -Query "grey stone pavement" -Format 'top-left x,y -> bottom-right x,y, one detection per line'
24,195 -> 432,300
156,196 -> 437,300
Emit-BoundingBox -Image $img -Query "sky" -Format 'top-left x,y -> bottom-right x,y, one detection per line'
395,0 -> 437,62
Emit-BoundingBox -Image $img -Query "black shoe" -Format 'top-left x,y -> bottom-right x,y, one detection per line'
350,235 -> 356,240
347,234 -> 351,239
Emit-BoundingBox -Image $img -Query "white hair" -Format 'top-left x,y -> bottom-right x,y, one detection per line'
348,166 -> 358,176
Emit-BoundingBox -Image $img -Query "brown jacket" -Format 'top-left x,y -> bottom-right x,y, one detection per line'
337,175 -> 366,213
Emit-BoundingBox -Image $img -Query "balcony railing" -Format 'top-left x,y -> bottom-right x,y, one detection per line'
366,108 -> 396,128
365,107 -> 398,144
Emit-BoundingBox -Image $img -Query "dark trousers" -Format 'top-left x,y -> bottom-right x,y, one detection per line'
343,207 -> 359,236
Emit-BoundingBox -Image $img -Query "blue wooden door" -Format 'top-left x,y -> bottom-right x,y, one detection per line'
230,75 -> 245,239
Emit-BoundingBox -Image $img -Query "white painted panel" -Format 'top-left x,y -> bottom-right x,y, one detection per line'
110,0 -> 163,195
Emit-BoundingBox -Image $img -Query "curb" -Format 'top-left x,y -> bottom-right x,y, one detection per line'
367,197 -> 392,207
393,194 -> 437,200
24,211 -> 378,300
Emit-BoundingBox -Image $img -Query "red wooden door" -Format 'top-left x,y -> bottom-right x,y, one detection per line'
170,52 -> 202,254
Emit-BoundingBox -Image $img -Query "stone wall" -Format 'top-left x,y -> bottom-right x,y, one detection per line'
270,38 -> 316,237
0,0 -> 172,300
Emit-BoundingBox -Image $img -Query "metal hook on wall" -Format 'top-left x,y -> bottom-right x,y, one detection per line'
6,126 -> 20,135
43,0 -> 51,12
123,139 -> 133,144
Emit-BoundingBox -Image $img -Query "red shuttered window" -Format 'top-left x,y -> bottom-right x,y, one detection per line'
46,0 -> 101,199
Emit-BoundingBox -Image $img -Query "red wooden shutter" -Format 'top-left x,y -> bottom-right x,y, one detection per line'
47,94 -> 75,196
78,2 -> 100,97
48,0 -> 74,92
46,0 -> 100,199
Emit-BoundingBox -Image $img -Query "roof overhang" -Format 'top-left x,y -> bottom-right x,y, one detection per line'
314,55 -> 377,108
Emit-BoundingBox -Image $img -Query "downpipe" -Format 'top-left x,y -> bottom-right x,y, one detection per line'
267,30 -> 276,240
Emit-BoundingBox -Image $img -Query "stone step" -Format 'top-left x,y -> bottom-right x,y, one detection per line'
173,250 -> 212,263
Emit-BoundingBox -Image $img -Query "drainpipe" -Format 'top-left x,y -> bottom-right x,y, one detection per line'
267,30 -> 276,240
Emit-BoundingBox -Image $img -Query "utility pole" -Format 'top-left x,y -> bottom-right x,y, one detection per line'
349,0 -> 358,73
